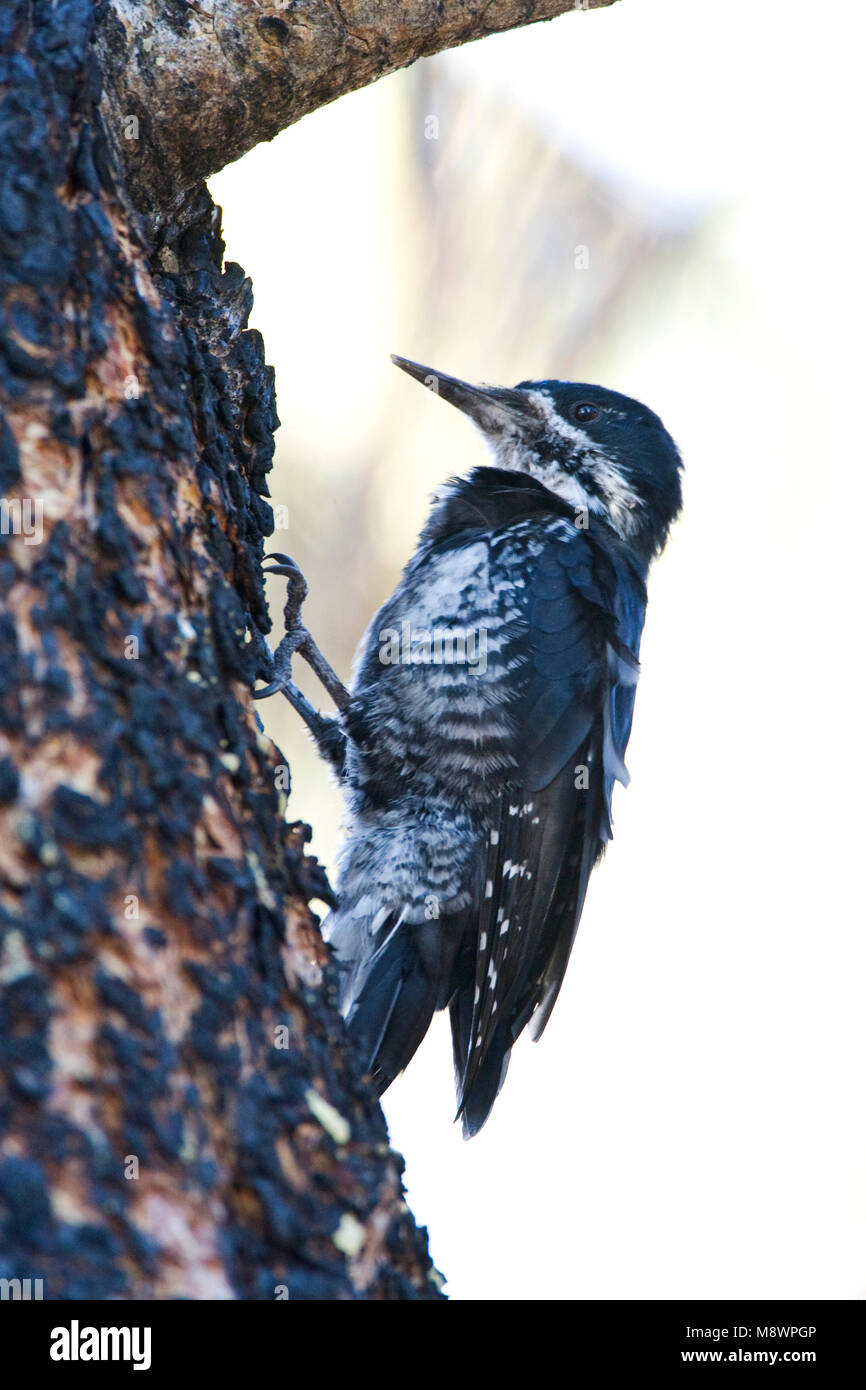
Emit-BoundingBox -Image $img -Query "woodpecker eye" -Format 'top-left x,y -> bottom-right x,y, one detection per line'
573,403 -> 600,424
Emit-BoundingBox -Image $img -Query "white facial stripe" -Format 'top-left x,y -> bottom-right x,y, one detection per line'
586,452 -> 644,537
468,387 -> 645,538
528,391 -> 644,537
526,390 -> 595,452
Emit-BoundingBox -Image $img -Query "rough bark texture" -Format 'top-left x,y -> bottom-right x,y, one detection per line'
96,0 -> 617,223
0,0 -> 609,1299
0,0 -> 442,1301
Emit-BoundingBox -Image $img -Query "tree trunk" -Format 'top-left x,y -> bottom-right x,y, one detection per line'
0,0 -> 614,1300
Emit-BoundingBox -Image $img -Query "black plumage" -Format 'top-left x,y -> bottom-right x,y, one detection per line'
262,360 -> 682,1135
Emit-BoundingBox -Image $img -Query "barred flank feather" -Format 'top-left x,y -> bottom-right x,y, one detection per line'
327,467 -> 658,1134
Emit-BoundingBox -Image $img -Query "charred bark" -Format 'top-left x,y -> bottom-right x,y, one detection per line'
0,0 -> 610,1299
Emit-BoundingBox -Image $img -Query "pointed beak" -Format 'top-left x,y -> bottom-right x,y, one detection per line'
391,355 -> 539,437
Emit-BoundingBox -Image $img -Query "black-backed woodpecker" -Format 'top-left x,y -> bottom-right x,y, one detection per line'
257,356 -> 682,1136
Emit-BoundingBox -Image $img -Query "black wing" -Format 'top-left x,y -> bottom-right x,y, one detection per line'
452,529 -> 647,1135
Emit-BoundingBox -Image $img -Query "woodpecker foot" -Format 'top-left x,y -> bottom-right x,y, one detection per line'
254,553 -> 349,774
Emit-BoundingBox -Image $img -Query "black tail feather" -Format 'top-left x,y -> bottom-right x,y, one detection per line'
451,999 -> 511,1139
341,921 -> 445,1095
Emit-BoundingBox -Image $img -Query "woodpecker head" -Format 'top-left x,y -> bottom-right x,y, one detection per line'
392,355 -> 683,557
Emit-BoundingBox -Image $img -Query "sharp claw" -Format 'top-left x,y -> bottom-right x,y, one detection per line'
262,553 -> 303,576
257,553 -> 349,715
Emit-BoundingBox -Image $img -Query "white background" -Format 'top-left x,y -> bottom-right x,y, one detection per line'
212,0 -> 866,1299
